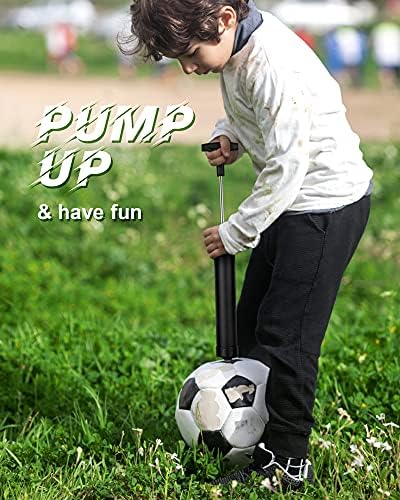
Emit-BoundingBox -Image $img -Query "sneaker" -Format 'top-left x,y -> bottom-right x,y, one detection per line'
210,443 -> 314,492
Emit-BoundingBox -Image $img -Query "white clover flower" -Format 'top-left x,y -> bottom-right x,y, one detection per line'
76,446 -> 83,464
338,407 -> 353,423
358,353 -> 367,363
149,457 -> 162,474
318,438 -> 333,449
210,486 -> 222,498
105,188 -> 119,201
155,232 -> 167,244
383,422 -> 399,428
154,438 -> 163,452
366,465 -> 373,472
261,477 -> 273,490
175,463 -> 184,475
90,220 -> 104,233
197,217 -> 207,228
350,444 -> 358,454
195,203 -> 209,215
381,442 -> 392,452
378,428 -> 389,438
231,480 -> 238,489
351,455 -> 364,468
366,436 -> 377,445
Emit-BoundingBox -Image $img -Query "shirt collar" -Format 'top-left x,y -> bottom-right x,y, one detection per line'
231,0 -> 263,56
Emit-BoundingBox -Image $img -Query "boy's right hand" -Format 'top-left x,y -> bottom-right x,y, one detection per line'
204,135 -> 239,166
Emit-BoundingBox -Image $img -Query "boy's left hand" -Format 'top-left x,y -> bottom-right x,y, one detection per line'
203,226 -> 227,259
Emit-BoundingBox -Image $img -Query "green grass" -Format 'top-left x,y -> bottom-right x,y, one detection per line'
0,28 -> 158,76
0,27 -> 384,87
0,143 -> 399,498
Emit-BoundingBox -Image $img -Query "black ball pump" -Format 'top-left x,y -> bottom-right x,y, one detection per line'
201,142 -> 239,361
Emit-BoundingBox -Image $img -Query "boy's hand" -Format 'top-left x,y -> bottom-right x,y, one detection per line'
203,225 -> 227,259
205,135 -> 239,166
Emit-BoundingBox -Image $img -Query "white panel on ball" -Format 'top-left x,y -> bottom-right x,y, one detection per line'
175,408 -> 200,446
222,406 -> 265,448
192,362 -> 237,389
253,383 -> 269,424
191,388 -> 231,431
234,358 -> 270,386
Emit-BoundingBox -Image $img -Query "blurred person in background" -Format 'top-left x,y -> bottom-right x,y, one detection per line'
324,26 -> 367,88
371,20 -> 400,89
386,0 -> 400,17
335,26 -> 368,88
323,28 -> 345,82
46,22 -> 85,75
294,27 -> 317,51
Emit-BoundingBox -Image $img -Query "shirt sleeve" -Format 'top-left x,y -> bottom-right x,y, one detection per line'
209,117 -> 245,160
219,57 -> 313,255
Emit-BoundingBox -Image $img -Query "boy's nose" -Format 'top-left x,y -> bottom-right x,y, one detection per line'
180,61 -> 197,74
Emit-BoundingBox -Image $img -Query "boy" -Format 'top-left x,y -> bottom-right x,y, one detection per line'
127,0 -> 372,492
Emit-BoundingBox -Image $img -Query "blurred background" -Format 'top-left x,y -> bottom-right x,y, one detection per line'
0,0 -> 400,147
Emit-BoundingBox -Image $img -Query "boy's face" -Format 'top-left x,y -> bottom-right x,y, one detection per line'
166,7 -> 237,75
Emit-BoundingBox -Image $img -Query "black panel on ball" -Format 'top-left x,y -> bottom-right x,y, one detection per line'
199,430 -> 232,457
178,378 -> 200,410
222,375 -> 256,408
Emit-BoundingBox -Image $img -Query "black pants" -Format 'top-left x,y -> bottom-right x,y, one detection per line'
237,194 -> 371,458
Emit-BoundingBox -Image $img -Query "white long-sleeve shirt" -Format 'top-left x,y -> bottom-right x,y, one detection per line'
211,11 -> 373,255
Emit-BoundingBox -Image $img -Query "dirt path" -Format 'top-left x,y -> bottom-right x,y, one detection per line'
2,73 -> 400,148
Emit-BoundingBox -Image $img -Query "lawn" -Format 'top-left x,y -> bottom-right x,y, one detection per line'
0,27 -> 381,87
0,28 -> 157,76
0,143 -> 399,498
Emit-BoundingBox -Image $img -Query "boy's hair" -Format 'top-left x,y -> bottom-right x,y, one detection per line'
123,0 -> 250,61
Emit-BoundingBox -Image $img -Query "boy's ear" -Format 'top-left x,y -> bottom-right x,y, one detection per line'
218,6 -> 237,31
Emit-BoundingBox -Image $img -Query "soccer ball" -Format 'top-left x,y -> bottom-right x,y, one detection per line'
175,358 -> 270,465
